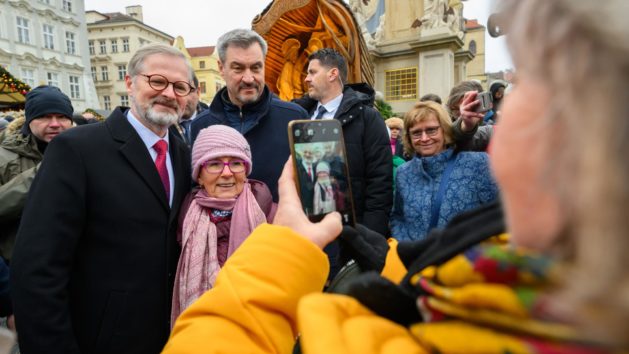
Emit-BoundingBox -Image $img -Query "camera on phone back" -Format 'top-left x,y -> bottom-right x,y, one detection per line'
475,91 -> 493,113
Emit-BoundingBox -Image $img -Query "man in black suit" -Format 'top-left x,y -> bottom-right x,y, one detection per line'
10,44 -> 193,354
171,74 -> 207,146
295,144 -> 318,215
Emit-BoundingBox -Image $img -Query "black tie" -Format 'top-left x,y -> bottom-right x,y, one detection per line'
315,105 -> 327,119
180,120 -> 191,142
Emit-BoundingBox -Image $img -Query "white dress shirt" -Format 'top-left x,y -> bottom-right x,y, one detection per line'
311,93 -> 343,120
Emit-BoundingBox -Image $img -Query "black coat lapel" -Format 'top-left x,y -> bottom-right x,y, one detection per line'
168,129 -> 191,223
106,109 -> 170,211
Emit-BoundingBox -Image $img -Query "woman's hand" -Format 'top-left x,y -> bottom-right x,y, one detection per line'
459,91 -> 486,132
273,158 -> 342,249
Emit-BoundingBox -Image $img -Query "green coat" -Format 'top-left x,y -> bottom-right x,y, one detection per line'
0,127 -> 42,261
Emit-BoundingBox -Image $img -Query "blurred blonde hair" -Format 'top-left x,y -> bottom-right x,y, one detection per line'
402,101 -> 453,157
385,117 -> 403,131
504,0 -> 629,346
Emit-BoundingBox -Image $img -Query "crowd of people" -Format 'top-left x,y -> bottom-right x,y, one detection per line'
0,0 -> 628,352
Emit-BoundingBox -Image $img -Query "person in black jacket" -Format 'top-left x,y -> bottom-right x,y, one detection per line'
294,48 -> 392,237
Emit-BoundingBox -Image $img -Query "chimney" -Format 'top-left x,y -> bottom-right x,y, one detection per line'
125,5 -> 143,22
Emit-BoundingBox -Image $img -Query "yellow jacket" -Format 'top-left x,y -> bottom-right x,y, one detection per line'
164,224 -> 608,354
164,223 -> 418,354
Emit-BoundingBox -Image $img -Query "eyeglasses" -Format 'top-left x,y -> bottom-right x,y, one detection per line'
410,126 -> 441,140
202,160 -> 247,174
139,74 -> 195,97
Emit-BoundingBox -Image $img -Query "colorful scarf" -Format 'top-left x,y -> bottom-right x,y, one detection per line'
171,183 -> 267,326
408,239 -> 609,353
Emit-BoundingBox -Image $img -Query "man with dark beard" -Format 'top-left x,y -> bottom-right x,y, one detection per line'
189,29 -> 308,201
10,44 -> 192,354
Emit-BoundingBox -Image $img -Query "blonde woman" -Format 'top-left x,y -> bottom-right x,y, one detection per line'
390,101 -> 498,241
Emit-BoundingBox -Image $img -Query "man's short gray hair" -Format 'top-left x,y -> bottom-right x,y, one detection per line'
216,29 -> 268,63
127,43 -> 193,82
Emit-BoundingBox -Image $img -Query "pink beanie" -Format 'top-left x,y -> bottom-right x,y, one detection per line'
191,125 -> 252,181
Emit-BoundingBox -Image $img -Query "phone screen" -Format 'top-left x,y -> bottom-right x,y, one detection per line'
288,120 -> 355,226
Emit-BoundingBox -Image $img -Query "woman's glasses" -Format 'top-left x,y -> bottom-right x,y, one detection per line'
410,126 -> 441,140
202,160 -> 247,174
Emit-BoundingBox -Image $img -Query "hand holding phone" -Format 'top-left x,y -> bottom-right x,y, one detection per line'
288,120 -> 356,226
459,91 -> 489,132
474,91 -> 493,113
272,159 -> 343,250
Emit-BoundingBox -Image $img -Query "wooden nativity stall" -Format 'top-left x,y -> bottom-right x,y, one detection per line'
252,0 -> 374,101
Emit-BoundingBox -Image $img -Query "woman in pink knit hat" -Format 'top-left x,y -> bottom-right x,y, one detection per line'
171,125 -> 276,326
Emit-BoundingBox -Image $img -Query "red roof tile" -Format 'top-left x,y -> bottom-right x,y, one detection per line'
465,19 -> 483,30
187,46 -> 215,57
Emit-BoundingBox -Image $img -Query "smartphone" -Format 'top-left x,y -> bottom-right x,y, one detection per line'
475,91 -> 493,113
288,119 -> 356,226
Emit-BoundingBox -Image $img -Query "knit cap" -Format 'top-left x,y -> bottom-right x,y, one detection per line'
191,125 -> 252,181
316,161 -> 330,175
22,85 -> 74,136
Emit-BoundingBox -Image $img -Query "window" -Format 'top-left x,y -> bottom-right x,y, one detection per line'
91,66 -> 97,81
69,75 -> 80,98
16,17 -> 30,44
101,66 -> 108,81
88,40 -> 95,55
47,72 -> 59,87
42,24 -> 55,49
62,0 -> 72,12
199,61 -> 205,69
469,40 -> 477,55
99,40 -> 106,54
117,65 -> 126,80
111,39 -> 118,53
120,95 -> 129,106
103,96 -> 111,110
65,31 -> 76,54
122,38 -> 129,52
385,67 -> 418,101
200,81 -> 206,94
20,68 -> 35,87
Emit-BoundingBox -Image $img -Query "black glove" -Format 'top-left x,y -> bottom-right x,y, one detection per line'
338,224 -> 389,273
346,272 -> 422,326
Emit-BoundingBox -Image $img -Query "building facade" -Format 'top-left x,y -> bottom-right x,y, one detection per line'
0,0 -> 99,111
464,19 -> 487,88
172,36 -> 223,105
353,0 -> 484,115
86,5 -> 173,111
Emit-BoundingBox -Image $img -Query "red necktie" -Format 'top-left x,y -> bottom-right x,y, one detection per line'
153,140 -> 170,201
307,165 -> 313,181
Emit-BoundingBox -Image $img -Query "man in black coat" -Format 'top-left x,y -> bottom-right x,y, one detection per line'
295,48 -> 392,237
10,44 -> 193,354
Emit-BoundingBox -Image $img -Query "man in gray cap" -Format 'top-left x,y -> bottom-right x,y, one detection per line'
0,85 -> 74,262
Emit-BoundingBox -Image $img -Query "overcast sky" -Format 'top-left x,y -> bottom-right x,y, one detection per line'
83,0 -> 512,72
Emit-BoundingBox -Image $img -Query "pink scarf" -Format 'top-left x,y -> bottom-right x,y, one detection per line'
171,182 -> 266,326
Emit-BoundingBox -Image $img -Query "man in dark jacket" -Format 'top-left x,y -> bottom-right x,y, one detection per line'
171,74 -> 207,146
295,48 -> 392,236
0,86 -> 74,262
189,29 -> 308,201
11,44 -> 192,354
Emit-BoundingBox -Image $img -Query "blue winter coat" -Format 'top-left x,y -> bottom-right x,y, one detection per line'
391,148 -> 498,241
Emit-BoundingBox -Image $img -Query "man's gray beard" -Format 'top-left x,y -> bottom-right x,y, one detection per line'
131,96 -> 179,127
145,105 -> 178,127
